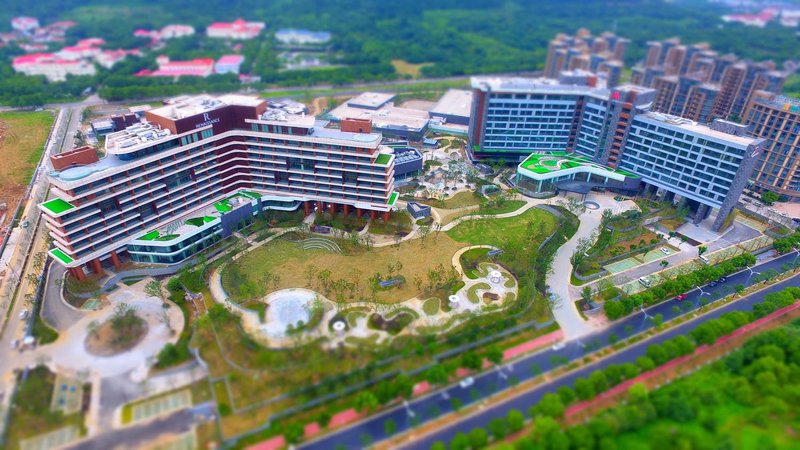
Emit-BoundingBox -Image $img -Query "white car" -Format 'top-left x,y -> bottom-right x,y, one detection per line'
551,342 -> 566,351
459,377 -> 475,388
10,339 -> 19,350
660,247 -> 670,255
19,310 -> 29,320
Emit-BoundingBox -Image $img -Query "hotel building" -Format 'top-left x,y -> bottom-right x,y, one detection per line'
743,91 -> 800,202
468,76 -> 765,231
39,95 -> 397,278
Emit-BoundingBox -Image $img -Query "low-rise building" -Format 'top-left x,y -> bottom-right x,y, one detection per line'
207,18 -> 265,40
12,53 -> 96,81
215,55 -> 245,74
275,29 -> 331,45
327,92 -> 429,140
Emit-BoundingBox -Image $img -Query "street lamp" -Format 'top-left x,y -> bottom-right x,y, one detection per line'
745,266 -> 760,285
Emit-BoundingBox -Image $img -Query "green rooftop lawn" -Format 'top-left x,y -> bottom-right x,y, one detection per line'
388,191 -> 398,206
186,216 -> 216,227
214,201 -> 232,213
374,153 -> 392,165
155,234 -> 180,241
50,248 -> 74,264
41,198 -> 75,215
520,151 -> 637,178
138,231 -> 160,241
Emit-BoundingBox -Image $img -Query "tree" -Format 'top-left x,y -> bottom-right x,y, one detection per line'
698,246 -> 708,256
488,417 -> 509,440
486,346 -> 503,365
532,392 -> 565,418
353,391 -> 378,412
507,409 -> 525,432
384,418 -> 397,435
468,428 -> 488,448
424,365 -> 450,385
761,190 -> 779,205
145,279 -> 165,305
581,286 -> 593,303
461,351 -> 483,370
574,377 -> 595,400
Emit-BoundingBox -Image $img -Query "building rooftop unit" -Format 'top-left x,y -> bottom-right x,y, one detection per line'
104,121 -> 172,154
639,112 -> 758,146
471,76 -> 610,97
430,89 -> 473,119
347,92 -> 396,109
329,103 -> 429,133
148,94 -> 263,121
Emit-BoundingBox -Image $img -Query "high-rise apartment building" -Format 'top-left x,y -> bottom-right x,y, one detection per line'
39,95 -> 397,278
468,76 -> 765,231
743,91 -> 800,202
631,38 -> 785,124
544,29 -> 629,87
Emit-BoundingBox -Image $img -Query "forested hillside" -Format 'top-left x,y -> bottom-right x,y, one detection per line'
0,0 -> 797,105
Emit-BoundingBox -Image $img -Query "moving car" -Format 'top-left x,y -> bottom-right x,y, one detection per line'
674,293 -> 687,301
718,276 -> 728,283
459,377 -> 475,388
709,281 -> 718,287
19,310 -> 28,320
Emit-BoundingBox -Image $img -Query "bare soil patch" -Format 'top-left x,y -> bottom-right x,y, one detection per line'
85,312 -> 148,356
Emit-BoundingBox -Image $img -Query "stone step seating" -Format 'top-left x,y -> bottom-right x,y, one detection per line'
298,237 -> 343,254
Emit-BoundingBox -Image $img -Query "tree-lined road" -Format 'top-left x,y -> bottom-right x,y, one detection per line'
297,252 -> 800,450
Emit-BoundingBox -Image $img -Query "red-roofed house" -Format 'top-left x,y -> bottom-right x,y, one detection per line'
12,53 -> 96,81
215,54 -> 245,74
11,16 -> 39,32
150,55 -> 215,77
161,24 -> 195,39
207,18 -> 265,40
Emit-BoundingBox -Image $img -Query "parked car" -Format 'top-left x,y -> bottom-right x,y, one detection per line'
638,277 -> 652,288
551,342 -> 566,351
10,339 -> 19,350
459,377 -> 475,388
674,293 -> 687,301
660,247 -> 671,255
709,281 -> 718,287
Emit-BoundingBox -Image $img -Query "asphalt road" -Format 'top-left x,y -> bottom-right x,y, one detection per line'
298,252 -> 800,450
61,408 -> 196,450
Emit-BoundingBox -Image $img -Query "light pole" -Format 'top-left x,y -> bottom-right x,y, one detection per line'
745,266 -> 760,285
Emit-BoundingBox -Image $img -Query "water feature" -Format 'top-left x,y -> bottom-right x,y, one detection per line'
262,289 -> 314,338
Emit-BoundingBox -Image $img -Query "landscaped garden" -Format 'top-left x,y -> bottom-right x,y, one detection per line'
5,366 -> 89,450
572,209 -> 670,280
197,202 -> 575,444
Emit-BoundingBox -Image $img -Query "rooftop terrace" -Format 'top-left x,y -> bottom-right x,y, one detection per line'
518,151 -> 637,180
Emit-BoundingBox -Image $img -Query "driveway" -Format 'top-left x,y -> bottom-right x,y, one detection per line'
548,192 -> 636,338
41,263 -> 86,331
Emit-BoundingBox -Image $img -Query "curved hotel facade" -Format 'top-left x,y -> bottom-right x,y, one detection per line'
39,95 -> 397,279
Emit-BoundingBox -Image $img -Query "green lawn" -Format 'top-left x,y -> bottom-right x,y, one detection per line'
5,366 -> 86,448
0,111 -> 55,188
446,207 -> 558,251
417,191 -> 482,210
41,198 -> 75,215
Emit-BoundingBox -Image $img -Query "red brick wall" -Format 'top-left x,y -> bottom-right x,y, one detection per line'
341,118 -> 372,133
50,145 -> 99,170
